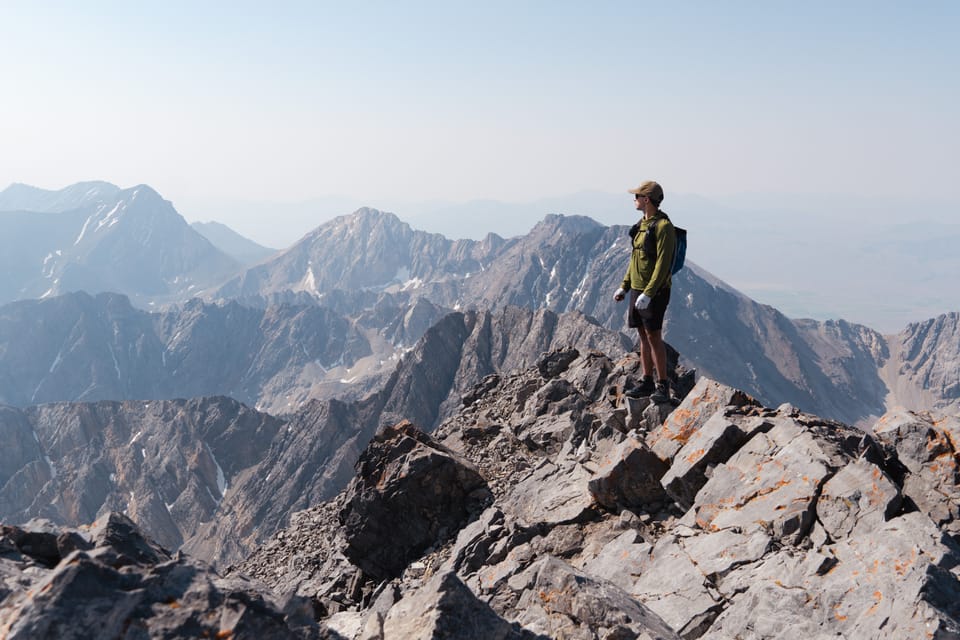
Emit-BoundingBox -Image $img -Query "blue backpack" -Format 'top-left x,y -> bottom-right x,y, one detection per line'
670,225 -> 687,274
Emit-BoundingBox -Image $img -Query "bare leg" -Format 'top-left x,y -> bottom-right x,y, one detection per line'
636,328 -> 655,378
645,328 -> 668,381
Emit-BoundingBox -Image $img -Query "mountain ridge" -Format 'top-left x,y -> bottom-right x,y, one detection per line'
0,183 -> 242,306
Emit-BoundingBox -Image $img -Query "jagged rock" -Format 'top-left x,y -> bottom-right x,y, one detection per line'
628,530 -> 726,637
588,438 -> 669,511
816,458 -> 901,539
646,377 -> 759,463
512,556 -> 681,640
462,374 -> 501,407
691,417 -> 839,544
660,412 -> 773,509
521,378 -> 589,421
229,347 -> 960,639
339,422 -> 491,581
579,529 -> 652,591
872,408 -> 960,535
705,512 -> 960,639
380,570 -> 540,640
87,511 -> 172,567
517,413 -> 581,455
536,347 -> 580,379
502,460 -> 595,528
563,351 -> 615,403
0,513 -> 322,639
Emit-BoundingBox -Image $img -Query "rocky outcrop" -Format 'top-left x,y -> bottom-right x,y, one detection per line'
7,345 -> 960,637
0,513 -> 326,639
234,348 -> 960,639
338,422 -> 490,580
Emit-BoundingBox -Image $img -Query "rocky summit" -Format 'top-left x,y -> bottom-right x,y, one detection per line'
4,346 -> 960,639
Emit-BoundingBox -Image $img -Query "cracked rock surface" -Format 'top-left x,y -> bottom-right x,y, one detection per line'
6,346 -> 960,639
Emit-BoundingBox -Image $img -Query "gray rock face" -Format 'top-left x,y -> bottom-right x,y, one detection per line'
233,352 -> 960,640
381,570 -> 540,640
891,312 -> 960,414
587,438 -> 669,511
512,556 -> 680,640
339,422 -> 490,580
659,412 -> 773,510
646,377 -> 760,463
0,513 -> 324,639
872,408 -> 960,537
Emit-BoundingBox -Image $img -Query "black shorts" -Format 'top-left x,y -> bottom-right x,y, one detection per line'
628,287 -> 671,332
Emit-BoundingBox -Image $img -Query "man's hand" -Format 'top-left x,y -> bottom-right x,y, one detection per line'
613,287 -> 626,302
634,293 -> 652,310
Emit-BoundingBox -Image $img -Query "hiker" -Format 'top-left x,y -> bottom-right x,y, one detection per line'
613,180 -> 677,403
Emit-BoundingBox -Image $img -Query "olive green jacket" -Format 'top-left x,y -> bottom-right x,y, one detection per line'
620,211 -> 676,297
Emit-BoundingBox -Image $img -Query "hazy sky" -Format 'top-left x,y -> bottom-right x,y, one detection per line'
3,2 -> 957,212
2,2 -> 959,332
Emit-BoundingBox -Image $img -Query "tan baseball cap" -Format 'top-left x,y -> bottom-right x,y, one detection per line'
628,180 -> 664,206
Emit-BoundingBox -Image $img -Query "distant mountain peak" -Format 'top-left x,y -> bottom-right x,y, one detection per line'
532,213 -> 604,235
0,181 -> 121,213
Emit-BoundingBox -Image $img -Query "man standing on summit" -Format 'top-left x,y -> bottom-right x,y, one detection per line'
614,180 -> 677,403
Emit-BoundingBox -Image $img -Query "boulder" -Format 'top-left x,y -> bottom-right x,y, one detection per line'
536,347 -> 580,380
0,515 -> 321,639
502,460 -> 595,528
513,556 -> 681,640
816,458 -> 901,539
692,418 -> 838,545
381,570 -> 539,640
339,422 -> 491,581
587,438 -> 669,511
646,378 -> 759,463
660,412 -> 773,509
872,408 -> 960,534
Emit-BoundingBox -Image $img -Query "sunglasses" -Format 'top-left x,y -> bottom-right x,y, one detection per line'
634,194 -> 645,200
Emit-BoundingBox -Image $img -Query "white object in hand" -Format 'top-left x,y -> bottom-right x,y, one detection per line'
634,293 -> 652,310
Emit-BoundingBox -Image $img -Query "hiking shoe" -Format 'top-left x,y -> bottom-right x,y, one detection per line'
624,378 -> 655,398
650,382 -> 670,404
